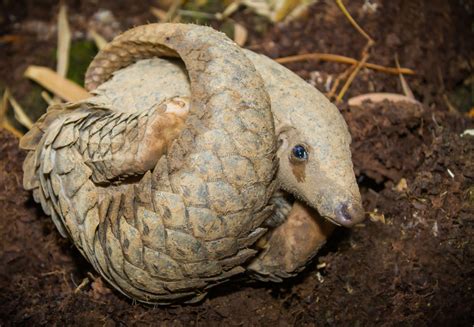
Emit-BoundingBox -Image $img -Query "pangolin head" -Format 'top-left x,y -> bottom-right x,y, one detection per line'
275,92 -> 364,228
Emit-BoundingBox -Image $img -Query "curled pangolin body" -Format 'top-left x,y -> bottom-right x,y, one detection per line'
21,24 -> 277,303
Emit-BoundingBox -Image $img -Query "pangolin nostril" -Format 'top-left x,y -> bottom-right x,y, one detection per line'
335,202 -> 366,227
338,203 -> 352,221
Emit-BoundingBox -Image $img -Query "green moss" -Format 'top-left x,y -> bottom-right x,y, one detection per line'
184,0 -> 225,14
21,84 -> 46,120
66,40 -> 98,86
180,0 -> 226,25
219,20 -> 235,39
448,75 -> 474,113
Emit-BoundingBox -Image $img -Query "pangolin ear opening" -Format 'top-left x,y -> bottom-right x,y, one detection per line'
275,124 -> 294,151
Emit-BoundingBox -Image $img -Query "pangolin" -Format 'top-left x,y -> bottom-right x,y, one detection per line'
20,23 -> 364,303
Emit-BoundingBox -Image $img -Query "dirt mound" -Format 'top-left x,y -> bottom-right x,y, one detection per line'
1,100 -> 472,325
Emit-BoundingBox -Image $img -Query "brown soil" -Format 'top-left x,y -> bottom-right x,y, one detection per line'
1,0 -> 473,326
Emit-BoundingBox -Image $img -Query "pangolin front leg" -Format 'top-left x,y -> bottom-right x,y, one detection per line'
248,201 -> 335,281
78,97 -> 189,184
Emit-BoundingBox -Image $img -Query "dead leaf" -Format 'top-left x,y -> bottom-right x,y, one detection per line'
24,66 -> 91,102
461,129 -> 474,137
233,22 -> 248,46
0,34 -> 23,45
368,209 -> 386,224
469,107 -> 474,118
395,178 -> 408,192
348,92 -> 421,107
243,0 -> 316,22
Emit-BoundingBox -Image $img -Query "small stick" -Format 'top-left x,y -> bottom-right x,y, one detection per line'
333,0 -> 375,101
335,0 -> 374,44
74,277 -> 90,293
327,64 -> 355,100
337,44 -> 371,102
275,53 -> 415,75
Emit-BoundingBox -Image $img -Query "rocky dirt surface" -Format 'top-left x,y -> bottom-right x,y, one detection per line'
1,0 -> 473,326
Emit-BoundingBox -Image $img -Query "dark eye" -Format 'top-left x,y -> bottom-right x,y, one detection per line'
292,144 -> 308,161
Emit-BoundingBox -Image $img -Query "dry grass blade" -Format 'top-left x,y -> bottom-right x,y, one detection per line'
242,0 -> 272,19
233,23 -> 248,46
2,121 -> 24,138
89,29 -> 108,50
0,34 -> 23,45
221,0 -> 241,19
56,3 -> 71,78
274,0 -> 301,22
177,9 -> 216,19
7,91 -> 33,129
24,66 -> 91,102
395,55 -> 415,99
41,91 -> 57,106
0,89 -> 8,124
275,53 -> 415,75
150,7 -> 168,21
165,0 -> 184,22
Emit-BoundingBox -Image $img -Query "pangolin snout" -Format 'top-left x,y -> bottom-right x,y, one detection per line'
334,202 -> 365,227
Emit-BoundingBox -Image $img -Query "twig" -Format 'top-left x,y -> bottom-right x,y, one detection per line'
333,0 -> 375,101
335,0 -> 374,44
74,277 -> 90,293
327,64 -> 355,100
337,43 -> 371,102
275,52 -> 415,75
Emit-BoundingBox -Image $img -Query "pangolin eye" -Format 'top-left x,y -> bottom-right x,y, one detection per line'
292,144 -> 308,161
